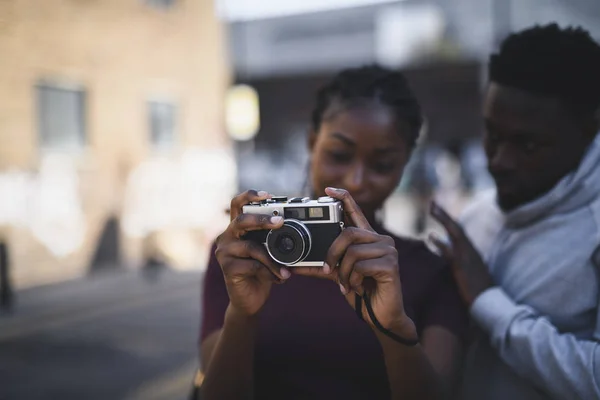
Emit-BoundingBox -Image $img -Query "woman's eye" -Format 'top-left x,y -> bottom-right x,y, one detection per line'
373,162 -> 395,174
328,152 -> 352,163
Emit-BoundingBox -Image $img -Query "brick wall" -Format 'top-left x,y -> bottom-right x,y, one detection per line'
0,0 -> 233,288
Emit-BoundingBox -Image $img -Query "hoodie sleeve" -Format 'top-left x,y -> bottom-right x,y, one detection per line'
470,285 -> 600,400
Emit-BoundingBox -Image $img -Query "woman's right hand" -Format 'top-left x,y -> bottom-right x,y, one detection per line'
215,190 -> 291,317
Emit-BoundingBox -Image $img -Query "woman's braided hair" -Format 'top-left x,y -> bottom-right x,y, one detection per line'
311,65 -> 423,149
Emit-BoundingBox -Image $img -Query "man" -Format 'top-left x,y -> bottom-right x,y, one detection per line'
430,24 -> 600,399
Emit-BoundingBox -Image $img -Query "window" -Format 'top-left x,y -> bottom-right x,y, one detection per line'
37,84 -> 86,151
148,101 -> 177,149
145,0 -> 176,10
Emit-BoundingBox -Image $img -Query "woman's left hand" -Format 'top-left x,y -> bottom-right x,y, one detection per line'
292,187 -> 417,339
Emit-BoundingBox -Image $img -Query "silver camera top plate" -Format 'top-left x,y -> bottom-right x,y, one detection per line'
242,196 -> 343,224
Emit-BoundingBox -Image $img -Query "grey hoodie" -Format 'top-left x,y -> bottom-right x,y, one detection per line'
459,134 -> 600,400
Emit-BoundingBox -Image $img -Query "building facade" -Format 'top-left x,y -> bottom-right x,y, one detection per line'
0,0 -> 234,289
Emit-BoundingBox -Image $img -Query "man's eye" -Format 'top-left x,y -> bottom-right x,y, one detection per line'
523,141 -> 539,154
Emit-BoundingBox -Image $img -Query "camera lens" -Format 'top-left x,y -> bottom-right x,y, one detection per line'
266,219 -> 311,266
276,235 -> 295,254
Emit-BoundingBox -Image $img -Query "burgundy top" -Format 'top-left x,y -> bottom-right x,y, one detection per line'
200,226 -> 468,400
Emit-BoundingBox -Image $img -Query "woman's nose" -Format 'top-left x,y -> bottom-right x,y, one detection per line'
343,163 -> 366,193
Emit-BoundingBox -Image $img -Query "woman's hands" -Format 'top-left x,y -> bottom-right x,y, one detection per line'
293,187 -> 417,339
215,187 -> 416,338
215,190 -> 291,317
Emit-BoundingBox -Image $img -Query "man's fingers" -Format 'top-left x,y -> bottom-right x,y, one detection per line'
219,240 -> 290,281
429,201 -> 465,242
324,187 -> 373,231
428,232 -> 454,263
230,213 -> 284,238
229,189 -> 272,221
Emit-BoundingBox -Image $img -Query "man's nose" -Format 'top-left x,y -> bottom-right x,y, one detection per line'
489,144 -> 518,174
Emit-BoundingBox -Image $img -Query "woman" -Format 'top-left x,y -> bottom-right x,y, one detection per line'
200,66 -> 467,399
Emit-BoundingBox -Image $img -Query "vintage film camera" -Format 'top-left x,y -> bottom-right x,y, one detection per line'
242,196 -> 344,266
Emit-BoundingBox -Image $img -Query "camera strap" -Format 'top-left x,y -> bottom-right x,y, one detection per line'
354,293 -> 419,347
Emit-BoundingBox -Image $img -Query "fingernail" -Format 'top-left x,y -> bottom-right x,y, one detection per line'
431,231 -> 449,244
270,216 -> 283,224
257,190 -> 269,197
326,187 -> 341,192
339,283 -> 347,295
280,268 -> 291,279
322,262 -> 331,274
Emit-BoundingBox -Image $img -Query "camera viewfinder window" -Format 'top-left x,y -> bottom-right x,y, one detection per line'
284,208 -> 306,220
309,207 -> 324,219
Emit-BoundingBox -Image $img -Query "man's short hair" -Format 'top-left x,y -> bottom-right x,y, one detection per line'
489,23 -> 600,116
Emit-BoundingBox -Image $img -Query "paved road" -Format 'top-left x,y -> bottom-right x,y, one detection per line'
0,268 -> 203,400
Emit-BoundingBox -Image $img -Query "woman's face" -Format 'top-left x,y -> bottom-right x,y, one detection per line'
309,104 -> 411,223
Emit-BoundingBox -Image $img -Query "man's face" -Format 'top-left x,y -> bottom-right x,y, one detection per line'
483,83 -> 593,211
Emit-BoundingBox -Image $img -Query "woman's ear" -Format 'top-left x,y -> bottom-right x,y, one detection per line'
308,130 -> 318,152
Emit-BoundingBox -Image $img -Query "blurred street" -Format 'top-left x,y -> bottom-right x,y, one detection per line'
0,269 -> 202,400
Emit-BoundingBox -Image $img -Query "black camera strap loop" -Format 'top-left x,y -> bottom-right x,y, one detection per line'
354,293 -> 419,347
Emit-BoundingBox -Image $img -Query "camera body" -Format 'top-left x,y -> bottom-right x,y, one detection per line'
242,196 -> 344,266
